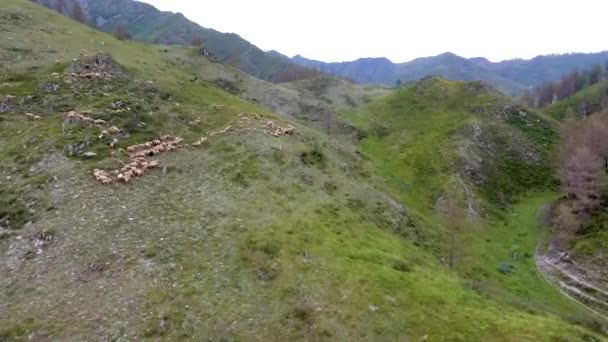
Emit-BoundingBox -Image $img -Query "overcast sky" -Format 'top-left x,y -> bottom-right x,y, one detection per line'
140,0 -> 607,63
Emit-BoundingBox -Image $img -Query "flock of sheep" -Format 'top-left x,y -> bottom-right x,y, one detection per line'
265,120 -> 295,137
93,135 -> 183,185
84,110 -> 295,185
66,71 -> 115,81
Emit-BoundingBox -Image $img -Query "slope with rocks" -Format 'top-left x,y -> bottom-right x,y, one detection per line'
160,47 -> 391,133
30,0 -> 319,83
536,84 -> 608,325
0,1 -> 605,340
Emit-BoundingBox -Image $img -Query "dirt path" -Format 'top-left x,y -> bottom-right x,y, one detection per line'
534,203 -> 608,326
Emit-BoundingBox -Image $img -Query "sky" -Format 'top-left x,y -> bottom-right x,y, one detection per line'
140,0 -> 607,63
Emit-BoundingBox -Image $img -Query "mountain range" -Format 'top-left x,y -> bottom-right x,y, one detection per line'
31,0 -> 608,95
290,51 -> 608,95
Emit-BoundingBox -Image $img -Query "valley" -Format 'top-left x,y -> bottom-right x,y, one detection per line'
1,0 -> 608,340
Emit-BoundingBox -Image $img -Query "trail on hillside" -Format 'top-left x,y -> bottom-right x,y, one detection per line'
534,203 -> 608,327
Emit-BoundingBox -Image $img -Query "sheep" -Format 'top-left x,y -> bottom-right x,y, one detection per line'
102,135 -> 184,185
92,169 -> 114,185
24,113 -> 35,119
192,136 -> 208,147
33,116 -> 41,120
110,139 -> 119,148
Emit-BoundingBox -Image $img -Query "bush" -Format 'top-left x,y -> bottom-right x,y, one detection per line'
301,145 -> 326,168
113,24 -> 131,41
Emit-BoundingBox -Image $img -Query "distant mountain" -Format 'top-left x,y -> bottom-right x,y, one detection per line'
30,0 -> 318,83
292,52 -> 608,95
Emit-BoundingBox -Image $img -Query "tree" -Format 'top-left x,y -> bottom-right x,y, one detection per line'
71,2 -> 87,24
438,194 -> 464,270
585,113 -> 608,174
537,82 -> 556,107
57,0 -> 65,14
556,72 -> 578,101
520,90 -> 535,108
113,24 -> 132,41
589,64 -> 603,85
190,36 -> 203,47
559,145 -> 601,219
557,114 -> 608,221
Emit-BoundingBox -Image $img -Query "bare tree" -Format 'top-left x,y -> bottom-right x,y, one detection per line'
190,36 -> 203,47
438,194 -> 464,270
57,0 -> 66,14
71,2 -> 87,24
585,113 -> 608,174
113,24 -> 132,41
559,144 -> 602,220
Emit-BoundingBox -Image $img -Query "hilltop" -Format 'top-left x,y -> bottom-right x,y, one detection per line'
0,1 -> 606,340
30,0 -> 318,83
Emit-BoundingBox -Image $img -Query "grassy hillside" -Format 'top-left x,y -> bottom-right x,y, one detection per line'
544,80 -> 608,120
160,47 -> 391,131
0,1 -> 605,340
343,77 -> 556,214
341,77 -> 606,334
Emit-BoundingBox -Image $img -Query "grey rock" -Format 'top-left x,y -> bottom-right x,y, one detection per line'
39,83 -> 60,92
83,152 -> 97,159
65,142 -> 88,156
110,100 -> 124,108
497,263 -> 515,274
0,102 -> 11,113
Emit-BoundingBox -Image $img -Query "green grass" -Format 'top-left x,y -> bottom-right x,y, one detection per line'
340,77 -> 604,337
0,1 -> 605,340
462,193 -> 597,320
343,77 -> 556,214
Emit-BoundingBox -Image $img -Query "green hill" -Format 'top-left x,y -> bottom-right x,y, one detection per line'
0,1 -> 605,340
343,77 -> 557,212
31,0 -> 319,83
543,80 -> 608,120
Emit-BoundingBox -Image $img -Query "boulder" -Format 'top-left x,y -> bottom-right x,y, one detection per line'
64,53 -> 127,78
38,83 -> 60,92
65,142 -> 88,156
